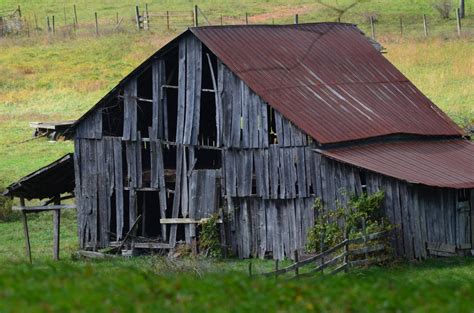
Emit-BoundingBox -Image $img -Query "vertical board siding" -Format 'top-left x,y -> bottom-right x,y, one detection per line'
152,60 -> 167,140
122,78 -> 138,141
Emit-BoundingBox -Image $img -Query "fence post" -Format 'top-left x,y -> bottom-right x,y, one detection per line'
220,15 -> 223,25
456,8 -> 462,37
116,12 -> 119,25
423,14 -> 428,37
370,15 -> 375,40
26,19 -> 29,37
52,15 -> 55,34
34,13 -> 38,32
166,11 -> 170,29
145,3 -> 149,30
320,231 -> 325,274
95,12 -> 99,36
362,217 -> 368,261
294,250 -> 299,277
194,5 -> 199,27
275,259 -> 279,279
294,14 -> 299,24
17,5 -> 21,18
343,226 -> 348,272
73,4 -> 78,26
245,12 -> 248,25
248,261 -> 252,277
399,17 -> 403,37
47,16 -> 51,33
135,5 -> 141,30
63,5 -> 67,26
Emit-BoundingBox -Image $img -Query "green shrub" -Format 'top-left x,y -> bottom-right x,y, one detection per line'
306,191 -> 392,253
0,193 -> 18,222
199,214 -> 221,258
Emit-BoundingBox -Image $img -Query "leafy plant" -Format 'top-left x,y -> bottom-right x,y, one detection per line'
199,214 -> 221,258
306,190 -> 391,253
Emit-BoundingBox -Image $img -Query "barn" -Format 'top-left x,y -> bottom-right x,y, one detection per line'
53,23 -> 473,260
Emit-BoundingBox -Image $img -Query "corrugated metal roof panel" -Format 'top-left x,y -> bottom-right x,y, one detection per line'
191,24 -> 463,144
320,140 -> 474,189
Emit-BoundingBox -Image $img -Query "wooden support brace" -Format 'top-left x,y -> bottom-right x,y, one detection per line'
20,197 -> 32,263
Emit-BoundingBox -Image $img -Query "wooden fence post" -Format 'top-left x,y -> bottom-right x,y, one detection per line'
294,14 -> 299,24
73,4 -> 78,26
135,5 -> 141,30
456,8 -> 462,36
145,3 -> 149,30
275,259 -> 279,279
53,197 -> 61,260
399,16 -> 403,37
362,217 -> 368,261
94,12 -> 99,36
52,15 -> 55,34
220,15 -> 223,25
194,5 -> 198,27
294,250 -> 299,277
20,197 -> 32,264
245,12 -> 248,25
370,15 -> 375,40
423,14 -> 428,37
34,13 -> 38,32
166,11 -> 170,29
47,16 -> 51,33
116,12 -> 119,25
320,231 -> 325,274
248,261 -> 252,277
17,5 -> 21,17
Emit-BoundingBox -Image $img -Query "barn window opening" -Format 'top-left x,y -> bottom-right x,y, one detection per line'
102,97 -> 124,137
268,106 -> 278,144
193,148 -> 221,169
137,67 -> 153,138
359,171 -> 367,194
198,49 -> 218,147
141,141 -> 152,187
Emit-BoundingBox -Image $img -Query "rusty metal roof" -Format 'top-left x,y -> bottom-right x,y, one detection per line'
191,24 -> 463,144
320,139 -> 474,189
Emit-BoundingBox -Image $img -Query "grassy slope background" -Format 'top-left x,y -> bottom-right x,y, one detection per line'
0,1 -> 473,312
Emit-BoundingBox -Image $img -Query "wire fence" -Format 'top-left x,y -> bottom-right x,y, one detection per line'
1,4 -> 473,40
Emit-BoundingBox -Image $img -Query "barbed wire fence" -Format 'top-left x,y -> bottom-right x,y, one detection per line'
0,4 -> 472,40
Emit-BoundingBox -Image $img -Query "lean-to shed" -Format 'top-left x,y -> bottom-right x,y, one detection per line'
65,23 -> 473,259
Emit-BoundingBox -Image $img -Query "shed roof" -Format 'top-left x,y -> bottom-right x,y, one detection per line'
320,139 -> 474,189
191,23 -> 463,144
2,154 -> 75,200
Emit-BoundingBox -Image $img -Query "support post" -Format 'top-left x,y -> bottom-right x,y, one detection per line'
423,14 -> 428,37
370,15 -> 375,40
194,5 -> 199,27
220,15 -> 223,25
456,8 -> 462,36
52,15 -> 55,34
166,11 -> 170,29
17,5 -> 21,17
245,12 -> 248,25
53,197 -> 61,260
248,261 -> 252,277
47,16 -> 51,33
275,259 -> 279,279
294,14 -> 299,24
95,12 -> 99,36
20,197 -> 32,263
116,12 -> 119,25
34,13 -> 38,31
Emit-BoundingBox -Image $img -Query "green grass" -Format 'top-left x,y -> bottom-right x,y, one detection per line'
0,254 -> 473,312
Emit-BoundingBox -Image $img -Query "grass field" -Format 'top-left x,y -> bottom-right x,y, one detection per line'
0,1 -> 473,312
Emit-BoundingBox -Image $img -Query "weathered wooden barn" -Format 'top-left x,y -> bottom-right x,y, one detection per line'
65,23 -> 473,260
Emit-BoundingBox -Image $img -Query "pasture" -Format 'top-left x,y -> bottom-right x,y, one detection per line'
0,1 -> 473,312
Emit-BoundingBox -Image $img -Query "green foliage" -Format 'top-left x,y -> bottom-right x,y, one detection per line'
306,191 -> 392,253
199,214 -> 221,258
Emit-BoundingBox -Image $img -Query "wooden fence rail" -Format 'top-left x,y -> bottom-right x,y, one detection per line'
257,230 -> 391,280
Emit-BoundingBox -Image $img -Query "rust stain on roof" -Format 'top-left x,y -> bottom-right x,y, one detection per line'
191,23 -> 463,144
320,139 -> 474,189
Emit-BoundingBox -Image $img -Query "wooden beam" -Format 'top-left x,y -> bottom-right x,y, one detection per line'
160,218 -> 223,224
12,204 -> 76,212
